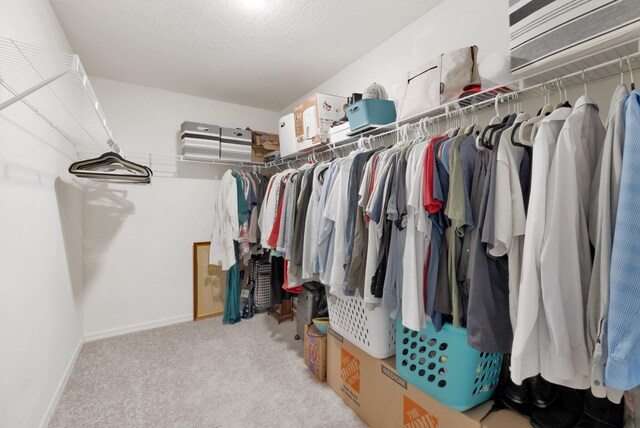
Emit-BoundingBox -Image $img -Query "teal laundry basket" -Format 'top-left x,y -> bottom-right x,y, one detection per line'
396,318 -> 503,411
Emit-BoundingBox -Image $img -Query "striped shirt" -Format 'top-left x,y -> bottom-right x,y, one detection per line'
606,90 -> 640,390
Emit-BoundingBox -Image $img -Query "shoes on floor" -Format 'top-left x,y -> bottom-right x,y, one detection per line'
530,385 -> 585,428
528,375 -> 557,408
574,390 -> 624,428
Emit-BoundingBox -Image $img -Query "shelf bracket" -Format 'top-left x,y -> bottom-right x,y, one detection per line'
0,66 -> 73,112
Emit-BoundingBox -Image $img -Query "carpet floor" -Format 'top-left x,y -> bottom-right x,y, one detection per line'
50,314 -> 367,428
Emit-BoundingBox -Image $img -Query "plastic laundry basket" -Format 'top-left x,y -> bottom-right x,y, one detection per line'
396,317 -> 503,411
326,289 -> 396,359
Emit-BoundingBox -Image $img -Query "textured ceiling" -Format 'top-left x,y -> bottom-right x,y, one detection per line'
49,0 -> 441,110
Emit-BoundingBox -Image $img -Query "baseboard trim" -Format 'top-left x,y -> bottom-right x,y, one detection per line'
39,336 -> 84,428
84,314 -> 193,342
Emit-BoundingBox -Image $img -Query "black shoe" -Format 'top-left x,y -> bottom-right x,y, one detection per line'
502,376 -> 533,416
530,386 -> 584,428
528,375 -> 557,408
574,390 -> 624,428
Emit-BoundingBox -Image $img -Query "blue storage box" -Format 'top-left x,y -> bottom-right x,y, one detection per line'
396,318 -> 503,411
346,99 -> 396,132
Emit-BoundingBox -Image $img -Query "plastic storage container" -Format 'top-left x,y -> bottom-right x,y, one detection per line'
345,99 -> 397,132
220,127 -> 252,161
248,258 -> 271,312
278,113 -> 297,157
296,283 -> 321,341
181,121 -> 221,159
326,289 -> 396,359
396,318 -> 503,411
180,121 -> 220,141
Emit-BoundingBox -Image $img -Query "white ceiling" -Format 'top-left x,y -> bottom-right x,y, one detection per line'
49,0 -> 441,111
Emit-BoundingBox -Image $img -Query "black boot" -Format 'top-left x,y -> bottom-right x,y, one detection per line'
574,390 -> 624,428
530,386 -> 584,428
528,374 -> 557,408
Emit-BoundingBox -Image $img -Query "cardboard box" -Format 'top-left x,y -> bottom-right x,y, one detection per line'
327,326 -> 381,428
247,128 -> 280,163
247,128 -> 280,151
251,146 -> 278,163
481,410 -> 530,428
327,325 -> 494,428
304,324 -> 327,382
376,357 -> 493,428
294,93 -> 346,150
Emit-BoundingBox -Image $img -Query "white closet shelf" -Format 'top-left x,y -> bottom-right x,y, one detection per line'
0,36 -> 118,154
78,151 -> 264,168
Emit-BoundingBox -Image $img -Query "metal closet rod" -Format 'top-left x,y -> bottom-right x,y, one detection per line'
255,50 -> 639,172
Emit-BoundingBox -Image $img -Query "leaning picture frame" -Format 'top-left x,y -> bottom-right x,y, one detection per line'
193,242 -> 226,320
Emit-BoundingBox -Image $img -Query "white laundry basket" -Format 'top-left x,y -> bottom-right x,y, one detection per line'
326,289 -> 396,358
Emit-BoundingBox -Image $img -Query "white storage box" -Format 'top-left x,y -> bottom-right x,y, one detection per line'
220,145 -> 251,162
326,290 -> 396,359
180,122 -> 220,142
220,127 -> 252,145
182,138 -> 219,159
279,113 -> 297,157
220,127 -> 252,162
329,122 -> 351,145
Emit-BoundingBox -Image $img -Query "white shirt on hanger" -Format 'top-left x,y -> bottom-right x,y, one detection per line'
402,142 -> 430,331
539,96 -> 604,389
325,155 -> 356,293
511,106 -> 571,385
489,115 -> 529,331
209,169 -> 239,270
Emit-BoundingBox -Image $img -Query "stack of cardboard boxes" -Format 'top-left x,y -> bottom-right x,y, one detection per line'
325,325 -> 529,428
248,128 -> 280,163
277,93 -> 347,158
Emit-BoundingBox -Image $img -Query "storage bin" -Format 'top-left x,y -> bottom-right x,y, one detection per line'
220,127 -> 252,161
278,113 -> 297,157
220,127 -> 252,145
329,122 -> 351,145
396,317 -> 503,411
326,289 -> 396,358
248,258 -> 271,312
296,283 -> 321,341
346,99 -> 396,132
181,140 -> 220,159
180,122 -> 220,141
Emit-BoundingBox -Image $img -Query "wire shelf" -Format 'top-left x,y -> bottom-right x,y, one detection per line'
0,36 -> 117,153
261,38 -> 639,171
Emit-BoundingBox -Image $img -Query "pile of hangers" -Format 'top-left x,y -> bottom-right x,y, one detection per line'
69,149 -> 153,184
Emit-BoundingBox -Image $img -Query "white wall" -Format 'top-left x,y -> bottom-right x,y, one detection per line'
82,78 -> 278,340
0,1 -> 85,427
280,0 -> 510,116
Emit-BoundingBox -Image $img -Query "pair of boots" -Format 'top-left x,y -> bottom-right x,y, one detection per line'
502,374 -> 558,414
530,387 -> 624,428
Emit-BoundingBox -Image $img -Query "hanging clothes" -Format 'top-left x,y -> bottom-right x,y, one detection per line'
301,163 -> 329,280
209,169 -> 239,270
606,90 -> 640,392
489,113 -> 530,331
223,243 -> 242,325
588,85 -> 628,402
